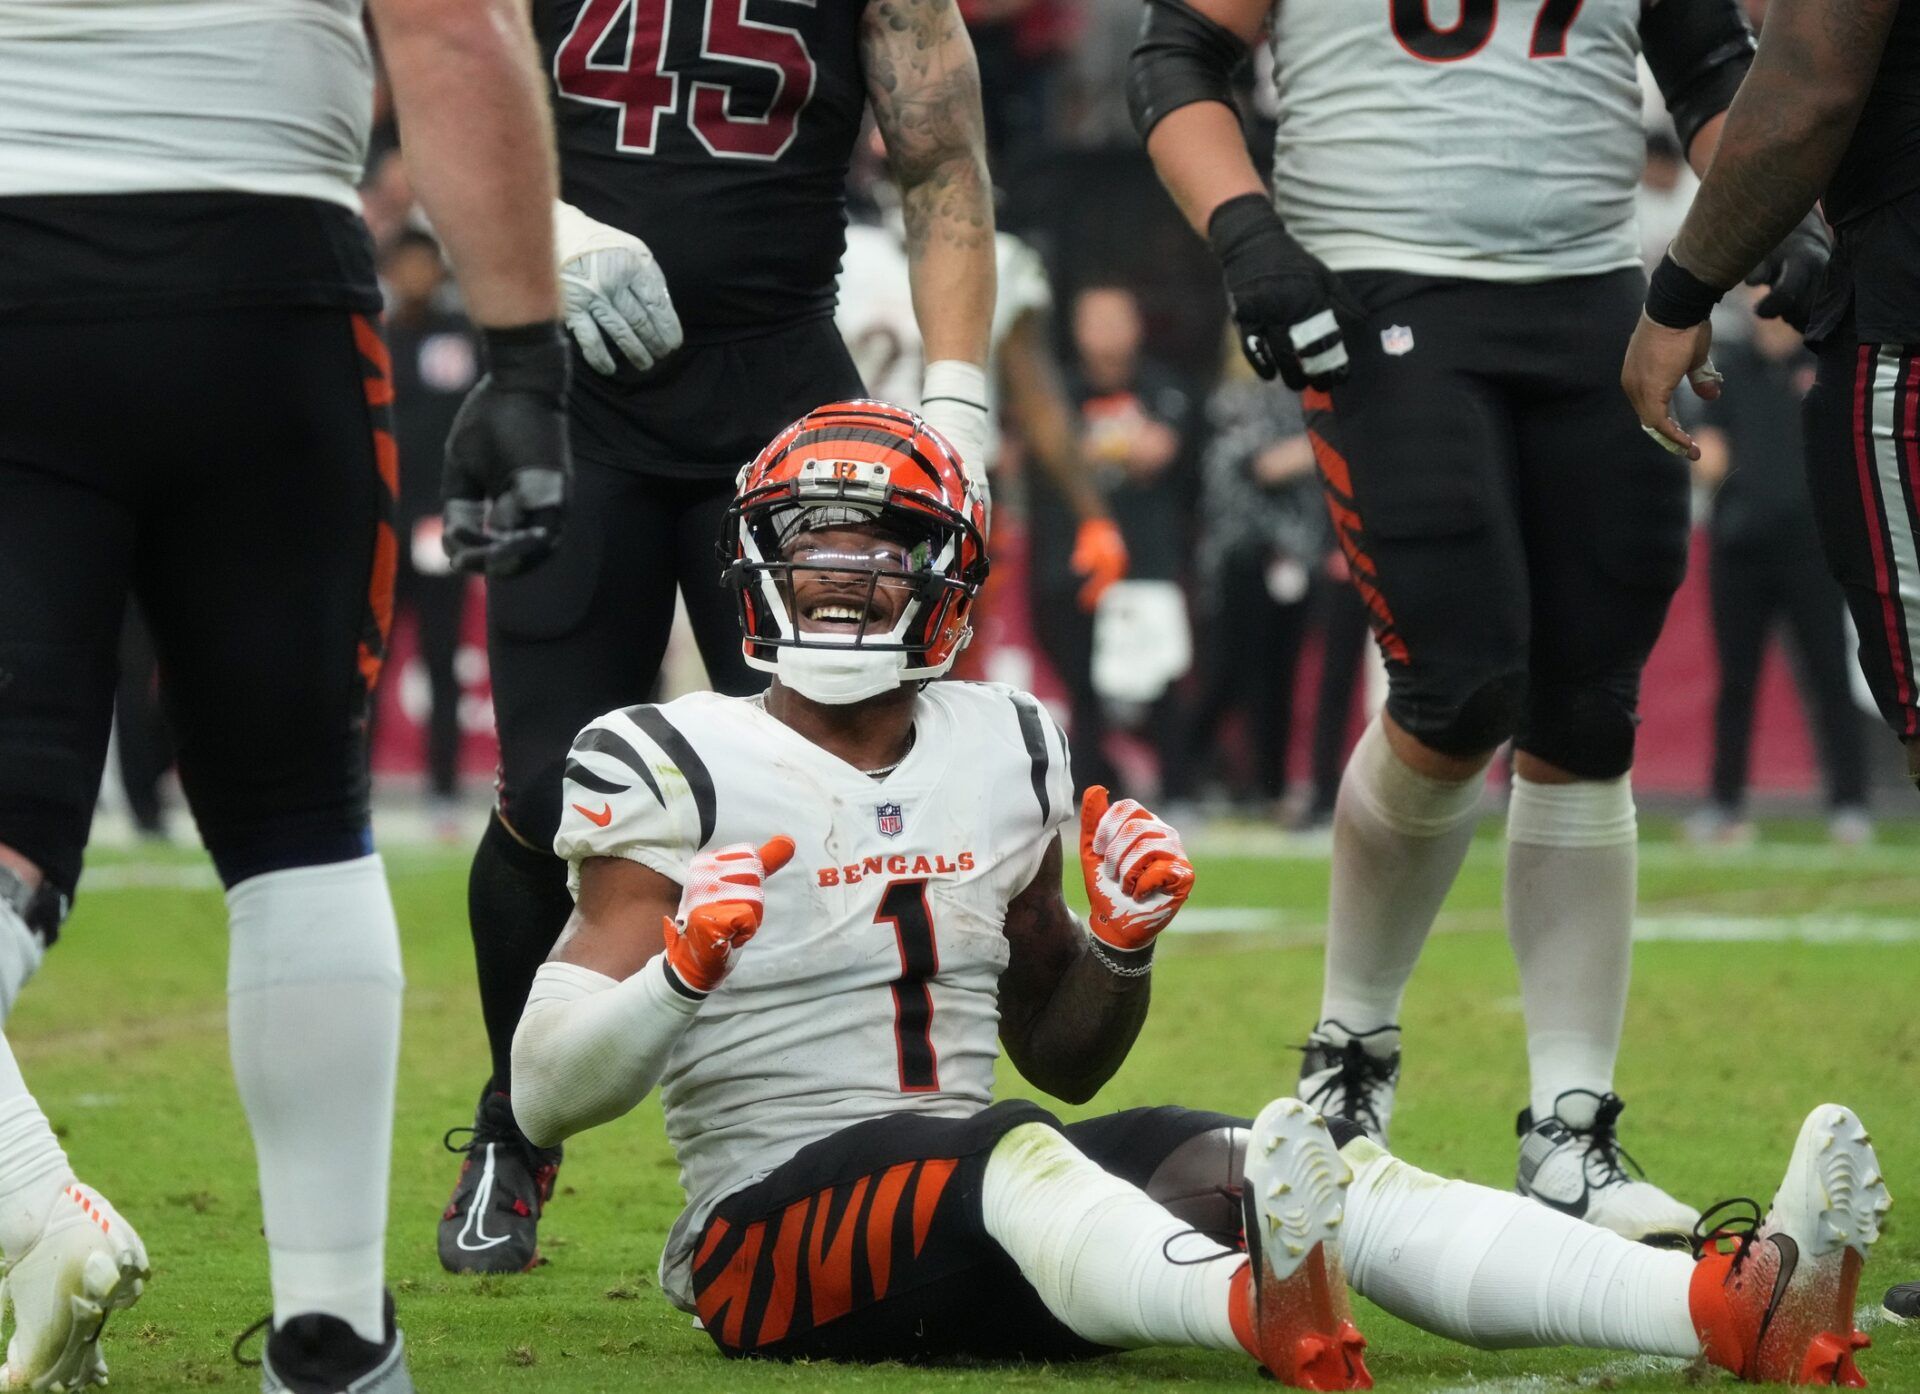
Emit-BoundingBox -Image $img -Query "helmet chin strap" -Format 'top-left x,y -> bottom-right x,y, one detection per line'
774,643 -> 908,705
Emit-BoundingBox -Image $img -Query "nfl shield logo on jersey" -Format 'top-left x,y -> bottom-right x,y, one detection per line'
876,802 -> 905,838
1380,324 -> 1415,356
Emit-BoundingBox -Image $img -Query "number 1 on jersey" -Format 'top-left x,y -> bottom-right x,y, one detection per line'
875,880 -> 940,1093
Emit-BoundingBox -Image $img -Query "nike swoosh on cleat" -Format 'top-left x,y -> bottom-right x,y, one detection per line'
1759,1233 -> 1799,1346
573,802 -> 613,827
456,1145 -> 513,1252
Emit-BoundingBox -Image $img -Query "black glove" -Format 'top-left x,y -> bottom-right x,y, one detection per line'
442,322 -> 573,577
1744,208 -> 1831,333
1208,193 -> 1364,391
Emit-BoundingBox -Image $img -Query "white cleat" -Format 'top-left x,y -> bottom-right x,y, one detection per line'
1693,1103 -> 1891,1384
1237,1098 -> 1372,1389
0,1184 -> 148,1391
1515,1089 -> 1698,1245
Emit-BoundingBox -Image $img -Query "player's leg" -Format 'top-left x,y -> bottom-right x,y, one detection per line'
1704,544 -> 1771,830
0,380 -> 151,1387
1801,331 -> 1920,1319
1505,270 -> 1694,1243
670,473 -> 770,697
136,307 -> 408,1384
1298,275 -> 1530,1140
446,456 -> 682,1272
1778,547 -> 1871,828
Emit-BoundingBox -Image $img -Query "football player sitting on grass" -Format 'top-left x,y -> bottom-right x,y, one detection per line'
509,401 -> 1889,1388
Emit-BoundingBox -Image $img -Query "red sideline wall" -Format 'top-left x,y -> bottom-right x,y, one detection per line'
371,527 -> 1823,798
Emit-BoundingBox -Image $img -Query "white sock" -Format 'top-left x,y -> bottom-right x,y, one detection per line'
0,900 -> 45,1022
0,1021 -> 74,1262
1504,775 -> 1637,1120
1320,718 -> 1485,1030
228,855 -> 403,1345
981,1123 -> 1244,1353
1339,1139 -> 1698,1356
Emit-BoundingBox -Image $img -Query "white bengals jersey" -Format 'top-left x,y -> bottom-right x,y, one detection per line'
0,0 -> 372,208
836,224 -> 1054,414
1266,0 -> 1647,281
553,681 -> 1074,1311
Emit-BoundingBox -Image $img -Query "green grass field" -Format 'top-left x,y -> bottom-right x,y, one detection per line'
23,817 -> 1920,1391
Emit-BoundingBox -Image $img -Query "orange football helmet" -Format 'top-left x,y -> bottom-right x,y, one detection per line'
722,400 -> 990,703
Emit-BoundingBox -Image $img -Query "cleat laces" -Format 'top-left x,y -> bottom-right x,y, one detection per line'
1300,1036 -> 1395,1140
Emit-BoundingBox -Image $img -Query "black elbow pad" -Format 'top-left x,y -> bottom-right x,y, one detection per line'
1641,0 -> 1756,154
1127,0 -> 1249,143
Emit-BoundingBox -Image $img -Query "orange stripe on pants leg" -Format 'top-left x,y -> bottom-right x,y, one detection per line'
910,1158 -> 958,1257
806,1176 -> 870,1327
756,1196 -> 811,1348
865,1161 -> 915,1300
695,1219 -> 766,1351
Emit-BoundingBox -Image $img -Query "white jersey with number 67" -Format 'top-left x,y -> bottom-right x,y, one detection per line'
1267,0 -> 1647,281
553,681 -> 1073,1311
0,0 -> 372,207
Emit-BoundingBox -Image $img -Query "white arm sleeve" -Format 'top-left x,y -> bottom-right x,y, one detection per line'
509,956 -> 702,1147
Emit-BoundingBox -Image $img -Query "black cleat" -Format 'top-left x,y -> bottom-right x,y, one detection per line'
437,1088 -> 561,1274
243,1293 -> 413,1394
1884,1280 -> 1920,1323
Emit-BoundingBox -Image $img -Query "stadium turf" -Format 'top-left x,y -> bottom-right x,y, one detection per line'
25,817 -> 1920,1391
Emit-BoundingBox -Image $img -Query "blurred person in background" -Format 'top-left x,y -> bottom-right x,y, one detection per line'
1167,366 -> 1326,816
1029,284 -> 1195,795
382,231 -> 480,836
1688,293 -> 1871,847
836,133 -> 1129,627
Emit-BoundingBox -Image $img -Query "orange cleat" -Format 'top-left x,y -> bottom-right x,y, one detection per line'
1232,1098 -> 1373,1390
1690,1105 -> 1890,1386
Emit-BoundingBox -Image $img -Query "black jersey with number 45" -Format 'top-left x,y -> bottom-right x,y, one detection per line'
536,0 -> 867,341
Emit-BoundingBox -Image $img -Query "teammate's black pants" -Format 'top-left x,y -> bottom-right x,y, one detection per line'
471,458 -> 765,1094
0,309 -> 394,898
1706,541 -> 1867,813
1302,269 -> 1691,776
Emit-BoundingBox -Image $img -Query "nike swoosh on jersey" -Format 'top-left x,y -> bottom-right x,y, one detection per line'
573,802 -> 613,827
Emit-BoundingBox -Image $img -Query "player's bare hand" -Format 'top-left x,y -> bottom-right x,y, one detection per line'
555,200 -> 684,376
662,836 -> 797,994
1078,786 -> 1194,954
1208,193 -> 1363,393
442,324 -> 573,576
1071,517 -> 1128,611
1621,312 -> 1716,462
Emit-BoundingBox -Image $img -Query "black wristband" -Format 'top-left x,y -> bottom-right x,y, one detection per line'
480,321 -> 570,398
1206,191 -> 1287,260
1645,252 -> 1726,329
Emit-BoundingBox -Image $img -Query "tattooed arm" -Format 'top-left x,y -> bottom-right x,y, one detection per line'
1669,0 -> 1899,288
997,838 -> 1151,1105
862,0 -> 995,369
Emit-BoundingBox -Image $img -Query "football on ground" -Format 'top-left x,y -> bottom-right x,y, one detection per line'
21,817 -> 1919,1392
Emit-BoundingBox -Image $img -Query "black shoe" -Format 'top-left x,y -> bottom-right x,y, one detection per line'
437,1088 -> 561,1274
1885,1280 -> 1920,1323
242,1293 -> 413,1394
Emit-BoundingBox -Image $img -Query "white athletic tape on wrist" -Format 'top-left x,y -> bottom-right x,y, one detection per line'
1288,309 -> 1340,351
1298,343 -> 1350,375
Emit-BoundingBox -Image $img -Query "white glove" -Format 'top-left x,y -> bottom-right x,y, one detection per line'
554,200 -> 684,377
919,359 -> 994,498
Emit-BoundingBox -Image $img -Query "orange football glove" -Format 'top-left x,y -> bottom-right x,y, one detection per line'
662,836 -> 796,994
1079,786 -> 1194,952
1071,517 -> 1129,611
